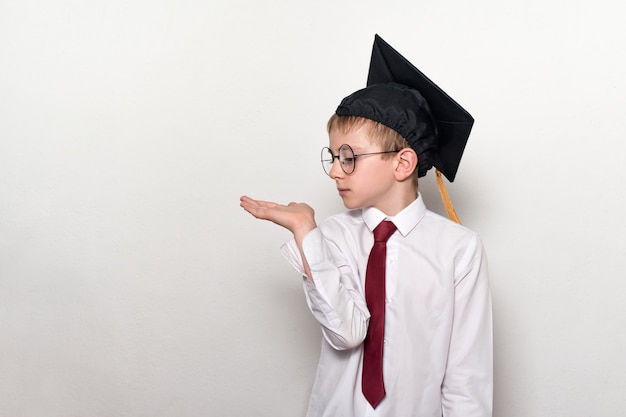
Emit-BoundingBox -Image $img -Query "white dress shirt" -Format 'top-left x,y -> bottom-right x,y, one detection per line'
281,194 -> 492,417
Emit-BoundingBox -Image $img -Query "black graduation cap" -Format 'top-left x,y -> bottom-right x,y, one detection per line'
336,34 -> 474,182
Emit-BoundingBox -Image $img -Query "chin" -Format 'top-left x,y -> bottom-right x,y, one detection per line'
341,199 -> 363,210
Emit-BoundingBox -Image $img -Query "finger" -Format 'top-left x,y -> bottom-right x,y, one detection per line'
240,195 -> 260,206
241,203 -> 266,219
240,197 -> 262,215
241,195 -> 281,208
241,196 -> 274,214
241,200 -> 279,221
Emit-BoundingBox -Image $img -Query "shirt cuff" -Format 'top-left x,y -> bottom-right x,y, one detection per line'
279,227 -> 329,276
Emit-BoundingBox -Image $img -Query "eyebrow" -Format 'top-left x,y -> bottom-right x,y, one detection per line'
330,144 -> 367,153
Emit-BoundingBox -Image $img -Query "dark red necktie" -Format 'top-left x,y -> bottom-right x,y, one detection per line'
362,220 -> 397,408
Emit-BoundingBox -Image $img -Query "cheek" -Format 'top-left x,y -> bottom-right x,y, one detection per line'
363,161 -> 393,181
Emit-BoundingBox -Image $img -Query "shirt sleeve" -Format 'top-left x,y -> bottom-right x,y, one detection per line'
441,234 -> 493,417
280,227 -> 370,351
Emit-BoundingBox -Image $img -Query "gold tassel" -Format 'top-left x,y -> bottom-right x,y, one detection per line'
435,170 -> 461,225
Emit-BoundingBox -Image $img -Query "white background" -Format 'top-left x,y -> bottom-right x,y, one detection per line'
1,1 -> 625,416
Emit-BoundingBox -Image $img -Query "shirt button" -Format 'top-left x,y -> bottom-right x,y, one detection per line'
383,339 -> 389,345
385,297 -> 392,304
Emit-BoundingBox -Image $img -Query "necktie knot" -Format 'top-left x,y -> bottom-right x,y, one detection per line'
373,220 -> 397,243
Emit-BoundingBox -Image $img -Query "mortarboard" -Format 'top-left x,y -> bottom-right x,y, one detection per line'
336,34 -> 474,182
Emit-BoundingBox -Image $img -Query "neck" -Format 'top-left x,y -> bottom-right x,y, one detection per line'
372,189 -> 417,217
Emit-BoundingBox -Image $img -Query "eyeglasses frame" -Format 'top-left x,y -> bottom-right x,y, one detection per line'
321,143 -> 401,176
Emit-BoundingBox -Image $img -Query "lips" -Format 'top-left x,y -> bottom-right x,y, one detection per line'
337,188 -> 349,197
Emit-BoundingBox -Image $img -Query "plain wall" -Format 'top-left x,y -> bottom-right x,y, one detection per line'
1,1 -> 625,416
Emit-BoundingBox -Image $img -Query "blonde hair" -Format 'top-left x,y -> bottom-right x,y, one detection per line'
327,114 -> 418,187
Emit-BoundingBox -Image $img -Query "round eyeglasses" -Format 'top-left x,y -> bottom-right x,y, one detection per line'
320,144 -> 400,176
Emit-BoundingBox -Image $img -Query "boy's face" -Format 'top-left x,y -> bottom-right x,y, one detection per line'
328,126 -> 398,212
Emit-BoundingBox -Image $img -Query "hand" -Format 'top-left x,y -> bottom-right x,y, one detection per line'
240,195 -> 317,238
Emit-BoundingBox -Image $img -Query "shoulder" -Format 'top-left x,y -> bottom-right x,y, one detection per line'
418,209 -> 485,255
415,211 -> 487,281
422,209 -> 478,237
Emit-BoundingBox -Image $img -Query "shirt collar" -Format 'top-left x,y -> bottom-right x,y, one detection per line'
362,193 -> 427,237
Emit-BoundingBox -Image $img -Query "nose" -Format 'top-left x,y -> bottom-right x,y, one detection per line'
328,157 -> 344,179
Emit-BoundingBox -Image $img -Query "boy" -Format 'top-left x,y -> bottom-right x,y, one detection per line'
240,35 -> 492,417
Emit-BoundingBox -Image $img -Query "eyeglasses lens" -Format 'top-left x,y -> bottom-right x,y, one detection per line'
339,144 -> 355,174
321,147 -> 334,176
321,145 -> 357,176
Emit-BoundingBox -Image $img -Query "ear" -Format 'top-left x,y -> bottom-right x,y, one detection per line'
394,148 -> 418,182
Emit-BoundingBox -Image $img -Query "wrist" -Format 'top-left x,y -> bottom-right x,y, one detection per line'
293,221 -> 316,244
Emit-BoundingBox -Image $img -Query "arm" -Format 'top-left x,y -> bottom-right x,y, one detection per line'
241,195 -> 369,349
441,235 -> 493,417
283,227 -> 369,349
